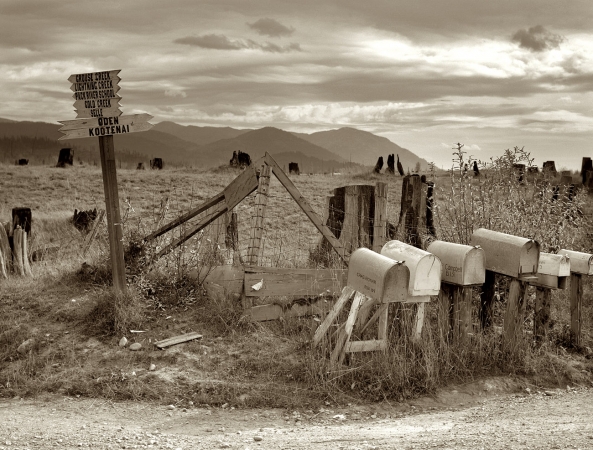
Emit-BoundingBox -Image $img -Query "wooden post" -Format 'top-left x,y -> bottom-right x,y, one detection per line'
438,284 -> 453,344
340,186 -> 360,254
99,135 -> 127,293
480,270 -> 496,330
534,286 -> 551,343
570,273 -> 583,346
247,163 -> 271,265
373,182 -> 387,251
22,230 -> 32,276
453,286 -> 472,342
503,279 -> 527,349
13,227 -> 24,276
0,224 -> 10,275
581,157 -> 592,186
396,174 -> 427,248
411,303 -> 426,342
425,181 -> 436,238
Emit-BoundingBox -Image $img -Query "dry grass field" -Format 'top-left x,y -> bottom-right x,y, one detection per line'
1,151 -> 592,409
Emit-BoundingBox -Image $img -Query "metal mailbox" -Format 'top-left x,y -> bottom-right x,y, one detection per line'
380,240 -> 441,302
470,228 -> 540,278
527,252 -> 570,289
347,248 -> 409,303
426,240 -> 485,286
558,249 -> 593,275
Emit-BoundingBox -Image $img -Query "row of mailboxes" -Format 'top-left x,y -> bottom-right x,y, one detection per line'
346,231 -> 593,301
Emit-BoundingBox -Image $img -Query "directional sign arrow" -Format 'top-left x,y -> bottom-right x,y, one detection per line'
59,113 -> 151,130
74,97 -> 121,109
71,83 -> 121,95
68,69 -> 121,84
58,114 -> 153,140
75,107 -> 123,120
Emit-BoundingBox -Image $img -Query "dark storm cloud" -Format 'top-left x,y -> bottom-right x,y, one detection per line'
174,34 -> 301,53
247,18 -> 295,37
512,25 -> 565,52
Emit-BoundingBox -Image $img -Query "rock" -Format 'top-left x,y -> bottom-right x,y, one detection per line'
254,435 -> 263,441
149,364 -> 156,371
17,338 -> 35,354
167,405 -> 176,410
129,343 -> 142,351
119,337 -> 128,347
544,391 -> 555,396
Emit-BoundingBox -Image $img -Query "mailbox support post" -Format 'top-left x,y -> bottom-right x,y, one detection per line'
503,279 -> 527,349
453,286 -> 472,342
480,270 -> 496,330
570,273 -> 583,346
439,284 -> 473,343
534,286 -> 551,342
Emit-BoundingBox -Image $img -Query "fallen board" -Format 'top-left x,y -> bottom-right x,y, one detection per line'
244,266 -> 348,297
248,297 -> 335,322
154,332 -> 203,349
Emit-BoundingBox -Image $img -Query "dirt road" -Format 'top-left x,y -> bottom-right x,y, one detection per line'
1,383 -> 593,449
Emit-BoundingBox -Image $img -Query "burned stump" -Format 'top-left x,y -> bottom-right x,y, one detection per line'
56,148 -> 74,167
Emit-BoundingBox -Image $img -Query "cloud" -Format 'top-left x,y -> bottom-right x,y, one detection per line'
247,18 -> 295,37
511,25 -> 565,52
164,89 -> 187,98
174,34 -> 246,50
174,34 -> 301,53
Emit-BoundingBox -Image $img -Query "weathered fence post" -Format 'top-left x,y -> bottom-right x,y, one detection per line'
0,224 -> 10,277
581,157 -> 592,186
396,174 -> 427,247
247,163 -> 271,265
21,228 -> 32,276
315,183 -> 386,262
372,182 -> 387,252
13,226 -> 25,276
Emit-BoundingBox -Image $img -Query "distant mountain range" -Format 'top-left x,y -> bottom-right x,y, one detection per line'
0,118 -> 428,172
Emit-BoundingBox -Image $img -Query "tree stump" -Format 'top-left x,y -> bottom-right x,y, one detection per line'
314,183 -> 387,264
12,208 -> 32,235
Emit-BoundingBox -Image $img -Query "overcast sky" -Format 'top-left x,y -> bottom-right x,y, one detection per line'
1,0 -> 593,169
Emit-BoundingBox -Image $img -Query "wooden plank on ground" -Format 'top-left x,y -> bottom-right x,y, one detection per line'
263,153 -> 349,264
244,266 -> 347,297
248,297 -> 334,322
345,340 -> 387,353
155,332 -> 203,349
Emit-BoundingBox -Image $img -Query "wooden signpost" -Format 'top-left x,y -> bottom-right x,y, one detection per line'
59,70 -> 154,293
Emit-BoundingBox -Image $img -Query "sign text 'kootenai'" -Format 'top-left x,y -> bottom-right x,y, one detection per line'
58,114 -> 153,140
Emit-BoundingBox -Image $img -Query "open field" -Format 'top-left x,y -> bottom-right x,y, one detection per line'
1,158 -> 592,410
